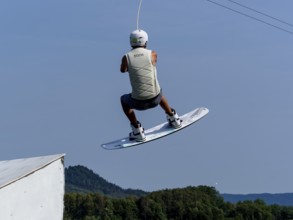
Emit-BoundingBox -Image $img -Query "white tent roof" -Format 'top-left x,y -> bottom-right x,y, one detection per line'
0,154 -> 65,189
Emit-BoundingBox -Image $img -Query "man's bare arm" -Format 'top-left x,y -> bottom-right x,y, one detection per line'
151,51 -> 157,66
120,56 -> 128,73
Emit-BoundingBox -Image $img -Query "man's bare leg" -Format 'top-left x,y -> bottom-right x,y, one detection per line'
160,95 -> 182,128
159,96 -> 173,115
121,103 -> 139,128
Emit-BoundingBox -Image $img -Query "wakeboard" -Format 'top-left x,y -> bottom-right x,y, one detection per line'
101,107 -> 209,150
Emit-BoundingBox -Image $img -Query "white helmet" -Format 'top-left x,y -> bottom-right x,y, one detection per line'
130,29 -> 148,47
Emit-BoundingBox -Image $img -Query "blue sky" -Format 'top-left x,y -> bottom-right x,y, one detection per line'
1,0 -> 293,194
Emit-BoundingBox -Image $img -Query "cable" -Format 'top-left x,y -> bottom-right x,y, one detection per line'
226,0 -> 293,27
137,0 -> 143,29
205,0 -> 293,36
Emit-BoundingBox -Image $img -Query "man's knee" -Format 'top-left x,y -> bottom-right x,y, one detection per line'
120,94 -> 127,105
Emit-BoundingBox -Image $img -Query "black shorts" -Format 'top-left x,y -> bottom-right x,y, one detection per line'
120,90 -> 162,111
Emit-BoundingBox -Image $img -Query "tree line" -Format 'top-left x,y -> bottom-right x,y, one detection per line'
64,186 -> 293,220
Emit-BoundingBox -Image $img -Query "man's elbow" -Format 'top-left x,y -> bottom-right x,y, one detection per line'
120,67 -> 127,73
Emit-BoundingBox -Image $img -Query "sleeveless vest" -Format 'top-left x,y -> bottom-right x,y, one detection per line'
126,48 -> 161,100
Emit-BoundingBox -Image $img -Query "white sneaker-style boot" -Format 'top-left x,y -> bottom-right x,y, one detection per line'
129,121 -> 146,142
166,108 -> 182,128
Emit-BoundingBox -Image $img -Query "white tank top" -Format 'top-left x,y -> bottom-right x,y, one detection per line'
126,48 -> 161,100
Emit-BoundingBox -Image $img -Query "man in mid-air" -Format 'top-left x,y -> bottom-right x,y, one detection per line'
120,29 -> 181,142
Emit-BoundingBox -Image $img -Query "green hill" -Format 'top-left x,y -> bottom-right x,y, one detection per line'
222,193 -> 293,206
65,165 -> 147,198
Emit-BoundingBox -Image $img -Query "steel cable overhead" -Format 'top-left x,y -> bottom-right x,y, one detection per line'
226,0 -> 293,28
205,0 -> 293,36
